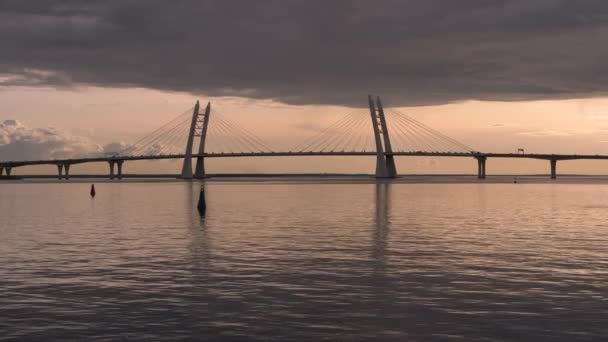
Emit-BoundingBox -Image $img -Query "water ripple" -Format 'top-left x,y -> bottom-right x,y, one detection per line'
1,182 -> 608,341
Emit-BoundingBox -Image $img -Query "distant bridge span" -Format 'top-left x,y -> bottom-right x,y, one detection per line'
0,96 -> 603,180
1,152 -> 604,180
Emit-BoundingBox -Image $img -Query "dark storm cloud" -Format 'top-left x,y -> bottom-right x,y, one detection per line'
2,0 -> 608,106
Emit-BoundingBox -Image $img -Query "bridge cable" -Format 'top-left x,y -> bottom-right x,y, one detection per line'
389,109 -> 474,152
161,120 -> 192,155
211,104 -> 274,150
325,111 -> 369,152
389,112 -> 452,152
388,111 -> 458,152
386,115 -> 424,152
213,112 -> 270,152
135,115 -> 191,155
291,110 -> 364,152
213,114 -> 266,153
209,117 -> 237,153
205,122 -> 228,153
146,118 -> 191,155
294,111 -> 364,152
390,115 -> 445,152
121,110 -> 192,156
119,107 -> 193,156
213,110 -> 274,152
215,117 -> 252,153
311,112 -> 364,152
162,121 -> 192,154
339,112 -> 370,152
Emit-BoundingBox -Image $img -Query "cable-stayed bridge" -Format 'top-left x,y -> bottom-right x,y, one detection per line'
0,96 -> 602,180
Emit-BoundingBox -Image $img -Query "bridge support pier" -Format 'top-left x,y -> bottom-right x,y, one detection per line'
476,156 -> 487,179
4,167 -> 11,177
376,97 -> 397,178
63,164 -> 70,180
368,95 -> 398,178
0,167 -> 3,177
550,159 -> 557,179
56,164 -> 64,180
194,102 -> 211,178
181,101 -> 201,179
109,161 -> 116,179
117,160 -> 124,179
194,156 -> 206,179
369,96 -> 387,178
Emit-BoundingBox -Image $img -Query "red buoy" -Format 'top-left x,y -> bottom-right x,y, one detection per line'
90,184 -> 96,197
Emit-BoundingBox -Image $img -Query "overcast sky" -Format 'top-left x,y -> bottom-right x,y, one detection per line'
4,0 -> 608,105
3,0 -> 608,174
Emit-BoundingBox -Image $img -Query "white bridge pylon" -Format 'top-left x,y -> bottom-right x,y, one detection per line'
368,95 -> 397,178
181,101 -> 211,179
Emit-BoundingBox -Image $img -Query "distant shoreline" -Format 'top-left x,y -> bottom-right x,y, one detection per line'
3,174 -> 608,184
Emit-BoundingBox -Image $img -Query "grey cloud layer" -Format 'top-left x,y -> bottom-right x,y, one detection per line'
2,0 -> 608,106
0,119 -> 101,160
0,119 -> 127,161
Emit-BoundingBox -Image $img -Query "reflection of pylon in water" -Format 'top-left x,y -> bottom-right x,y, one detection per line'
90,184 -> 96,197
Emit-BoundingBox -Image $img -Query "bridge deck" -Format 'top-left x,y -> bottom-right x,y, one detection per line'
1,151 -> 607,168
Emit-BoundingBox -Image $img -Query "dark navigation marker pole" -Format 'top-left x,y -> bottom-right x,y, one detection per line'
197,183 -> 206,214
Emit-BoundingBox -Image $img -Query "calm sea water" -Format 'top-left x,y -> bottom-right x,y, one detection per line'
1,180 -> 608,341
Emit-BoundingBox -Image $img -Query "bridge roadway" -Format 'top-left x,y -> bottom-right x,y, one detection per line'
1,151 -> 607,179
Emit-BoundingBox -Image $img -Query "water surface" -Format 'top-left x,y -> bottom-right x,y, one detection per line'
1,180 -> 607,341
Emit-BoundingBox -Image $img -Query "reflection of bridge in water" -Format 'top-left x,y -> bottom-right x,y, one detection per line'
373,182 -> 390,273
0,96 -> 603,180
